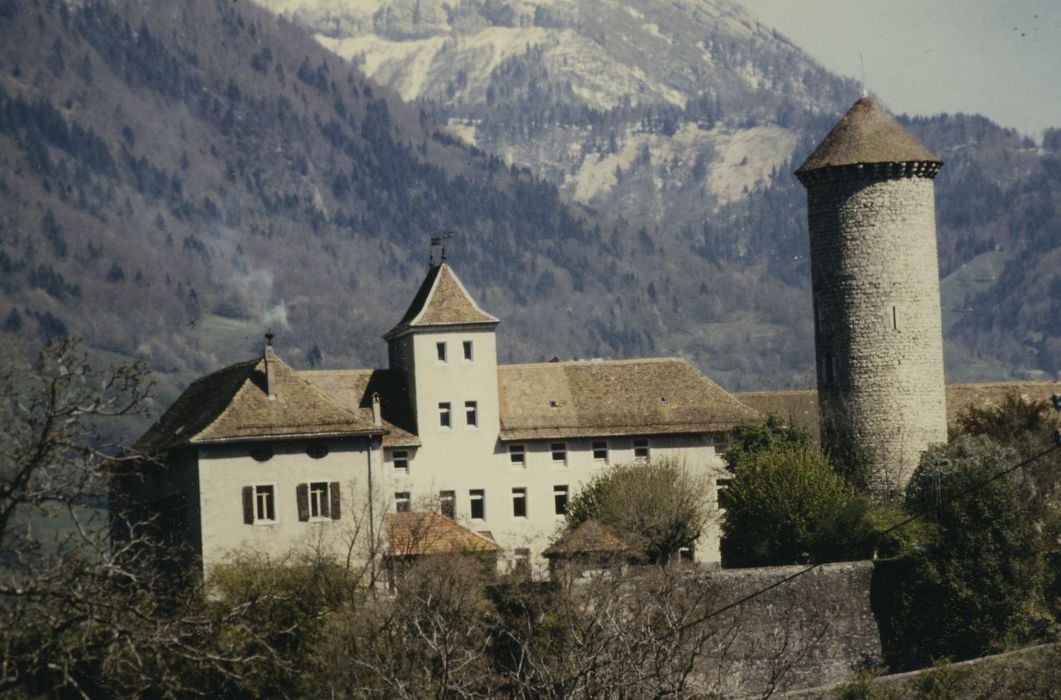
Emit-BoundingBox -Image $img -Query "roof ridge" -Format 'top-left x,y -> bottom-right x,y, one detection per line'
185,357 -> 258,387
501,356 -> 684,369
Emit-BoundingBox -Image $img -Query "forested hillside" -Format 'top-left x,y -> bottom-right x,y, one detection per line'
1,0 -> 1058,423
261,0 -> 1061,385
0,0 -> 692,410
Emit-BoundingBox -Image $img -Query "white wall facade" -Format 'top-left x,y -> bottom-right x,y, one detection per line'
383,324 -> 729,573
195,439 -> 378,576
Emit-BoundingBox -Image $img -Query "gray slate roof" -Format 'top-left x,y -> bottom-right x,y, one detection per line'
796,97 -> 940,176
136,351 -> 383,453
301,368 -> 421,447
497,358 -> 761,440
384,262 -> 499,339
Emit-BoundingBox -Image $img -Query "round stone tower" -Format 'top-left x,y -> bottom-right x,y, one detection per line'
796,97 -> 947,498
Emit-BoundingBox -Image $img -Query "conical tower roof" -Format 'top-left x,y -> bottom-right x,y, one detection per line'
384,261 -> 499,340
796,97 -> 941,180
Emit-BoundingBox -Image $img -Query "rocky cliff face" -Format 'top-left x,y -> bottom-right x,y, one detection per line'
257,0 -> 854,232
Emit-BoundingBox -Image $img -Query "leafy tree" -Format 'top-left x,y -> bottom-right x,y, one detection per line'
881,436 -> 1047,668
722,414 -> 811,475
565,457 -> 714,565
720,443 -> 876,566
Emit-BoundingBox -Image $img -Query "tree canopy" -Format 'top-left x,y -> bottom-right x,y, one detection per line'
565,457 -> 714,565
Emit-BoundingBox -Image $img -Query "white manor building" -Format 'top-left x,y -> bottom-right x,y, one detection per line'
128,261 -> 760,577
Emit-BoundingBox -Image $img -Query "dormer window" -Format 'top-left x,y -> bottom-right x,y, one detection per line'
436,342 -> 447,362
463,340 -> 473,361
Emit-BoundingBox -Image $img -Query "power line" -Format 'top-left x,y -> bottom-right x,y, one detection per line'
698,439 -> 1061,624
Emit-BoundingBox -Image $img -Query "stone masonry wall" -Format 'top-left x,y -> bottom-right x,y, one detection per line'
688,561 -> 882,696
807,174 -> 948,495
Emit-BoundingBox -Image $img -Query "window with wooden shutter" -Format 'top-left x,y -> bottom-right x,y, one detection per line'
242,486 -> 254,524
329,481 -> 341,520
296,483 -> 310,522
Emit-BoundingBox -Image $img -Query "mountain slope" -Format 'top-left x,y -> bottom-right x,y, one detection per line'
0,0 -> 639,395
257,0 -> 1061,383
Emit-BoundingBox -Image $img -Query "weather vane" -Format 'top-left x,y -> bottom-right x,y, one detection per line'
429,229 -> 455,267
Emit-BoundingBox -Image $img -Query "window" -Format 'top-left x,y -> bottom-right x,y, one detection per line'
513,548 -> 531,579
678,546 -> 695,564
465,400 -> 478,427
296,481 -> 341,522
392,450 -> 409,474
463,340 -> 474,361
716,478 -> 733,509
309,481 -> 329,518
305,443 -> 329,459
439,490 -> 456,519
509,444 -> 525,466
633,439 -> 650,462
553,485 -> 569,515
512,487 -> 527,518
469,489 -> 485,520
395,491 -> 411,513
890,304 -> 899,331
436,341 -> 447,362
821,354 -> 835,386
551,443 -> 567,464
592,440 -> 608,462
439,402 -> 451,428
243,484 -> 276,524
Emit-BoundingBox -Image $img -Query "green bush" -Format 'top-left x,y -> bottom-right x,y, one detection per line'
720,443 -> 877,566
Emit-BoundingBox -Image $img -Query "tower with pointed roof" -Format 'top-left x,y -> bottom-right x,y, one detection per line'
383,260 -> 502,450
796,97 -> 947,497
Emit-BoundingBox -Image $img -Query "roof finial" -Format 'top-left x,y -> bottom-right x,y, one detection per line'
859,52 -> 867,99
440,229 -> 454,262
429,230 -> 455,266
265,329 -> 274,347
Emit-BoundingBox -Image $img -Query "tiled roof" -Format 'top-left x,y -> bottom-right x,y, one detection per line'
736,381 -> 1061,442
384,262 -> 499,339
136,350 -> 383,453
542,518 -> 631,558
796,97 -> 940,177
301,368 -> 420,447
384,511 -> 500,557
497,358 -> 762,440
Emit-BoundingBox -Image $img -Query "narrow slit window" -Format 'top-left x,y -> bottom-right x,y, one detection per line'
465,400 -> 478,427
463,340 -> 473,361
436,342 -> 447,362
439,402 -> 451,428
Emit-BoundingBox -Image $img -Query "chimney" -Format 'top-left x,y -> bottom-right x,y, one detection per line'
264,331 -> 276,400
371,392 -> 382,426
